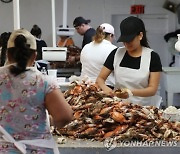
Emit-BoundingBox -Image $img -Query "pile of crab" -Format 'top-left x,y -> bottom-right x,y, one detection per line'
53,82 -> 180,142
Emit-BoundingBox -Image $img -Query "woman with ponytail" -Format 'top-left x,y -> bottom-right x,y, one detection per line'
80,23 -> 117,88
0,29 -> 72,154
30,24 -> 47,60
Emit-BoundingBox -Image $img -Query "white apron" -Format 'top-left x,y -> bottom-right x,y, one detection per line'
0,112 -> 59,154
114,47 -> 160,106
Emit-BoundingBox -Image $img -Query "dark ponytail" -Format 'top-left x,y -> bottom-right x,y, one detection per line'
8,35 -> 35,76
0,32 -> 11,66
140,30 -> 150,48
30,25 -> 42,38
138,19 -> 150,48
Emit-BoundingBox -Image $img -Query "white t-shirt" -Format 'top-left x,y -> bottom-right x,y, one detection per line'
80,39 -> 117,86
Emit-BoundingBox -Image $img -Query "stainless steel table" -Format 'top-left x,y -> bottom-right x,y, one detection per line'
54,136 -> 180,154
162,67 -> 180,107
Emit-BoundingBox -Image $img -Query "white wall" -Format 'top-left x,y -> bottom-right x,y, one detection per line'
0,1 -> 177,66
0,0 -> 178,47
0,0 -> 179,67
0,2 -> 14,32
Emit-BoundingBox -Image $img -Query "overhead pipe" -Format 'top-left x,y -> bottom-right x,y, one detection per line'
62,0 -> 67,28
57,0 -> 74,36
51,0 -> 56,47
13,0 -> 20,30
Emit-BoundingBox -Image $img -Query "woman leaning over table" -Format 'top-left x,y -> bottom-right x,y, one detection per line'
0,28 -> 73,154
96,16 -> 162,106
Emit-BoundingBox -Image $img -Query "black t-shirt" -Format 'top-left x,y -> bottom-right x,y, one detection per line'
104,48 -> 162,72
82,28 -> 96,48
36,39 -> 47,60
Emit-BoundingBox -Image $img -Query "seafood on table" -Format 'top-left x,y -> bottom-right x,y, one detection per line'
52,82 -> 180,142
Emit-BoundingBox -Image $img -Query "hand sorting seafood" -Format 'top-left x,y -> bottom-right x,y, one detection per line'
114,88 -> 132,99
52,82 -> 180,142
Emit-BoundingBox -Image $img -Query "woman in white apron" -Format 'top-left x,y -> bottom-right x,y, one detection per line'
96,16 -> 162,106
0,29 -> 73,153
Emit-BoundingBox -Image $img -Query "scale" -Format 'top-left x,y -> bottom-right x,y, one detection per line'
41,0 -> 73,62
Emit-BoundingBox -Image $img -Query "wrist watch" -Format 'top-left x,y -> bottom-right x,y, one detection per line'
1,0 -> 12,3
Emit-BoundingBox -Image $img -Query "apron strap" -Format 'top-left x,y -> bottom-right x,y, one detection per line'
0,125 -> 60,154
0,125 -> 26,154
20,138 -> 60,154
62,37 -> 69,47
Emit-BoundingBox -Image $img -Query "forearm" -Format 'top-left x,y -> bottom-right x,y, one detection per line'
96,77 -> 113,94
49,112 -> 73,128
131,86 -> 158,97
96,66 -> 113,92
53,118 -> 72,128
46,89 -> 73,128
131,72 -> 161,97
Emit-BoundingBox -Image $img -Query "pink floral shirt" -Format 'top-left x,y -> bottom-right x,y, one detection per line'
0,65 -> 59,154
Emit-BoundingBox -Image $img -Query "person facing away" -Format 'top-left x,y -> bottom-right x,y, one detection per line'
0,28 -> 73,154
80,23 -> 117,88
30,24 -> 47,60
73,16 -> 96,48
96,16 -> 162,106
57,25 -> 75,47
0,32 -> 11,66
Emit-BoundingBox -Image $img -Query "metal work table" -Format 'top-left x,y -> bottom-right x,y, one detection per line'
54,136 -> 180,154
162,67 -> 180,106
57,68 -> 81,78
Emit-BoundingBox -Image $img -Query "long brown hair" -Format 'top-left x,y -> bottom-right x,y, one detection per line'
93,26 -> 112,44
